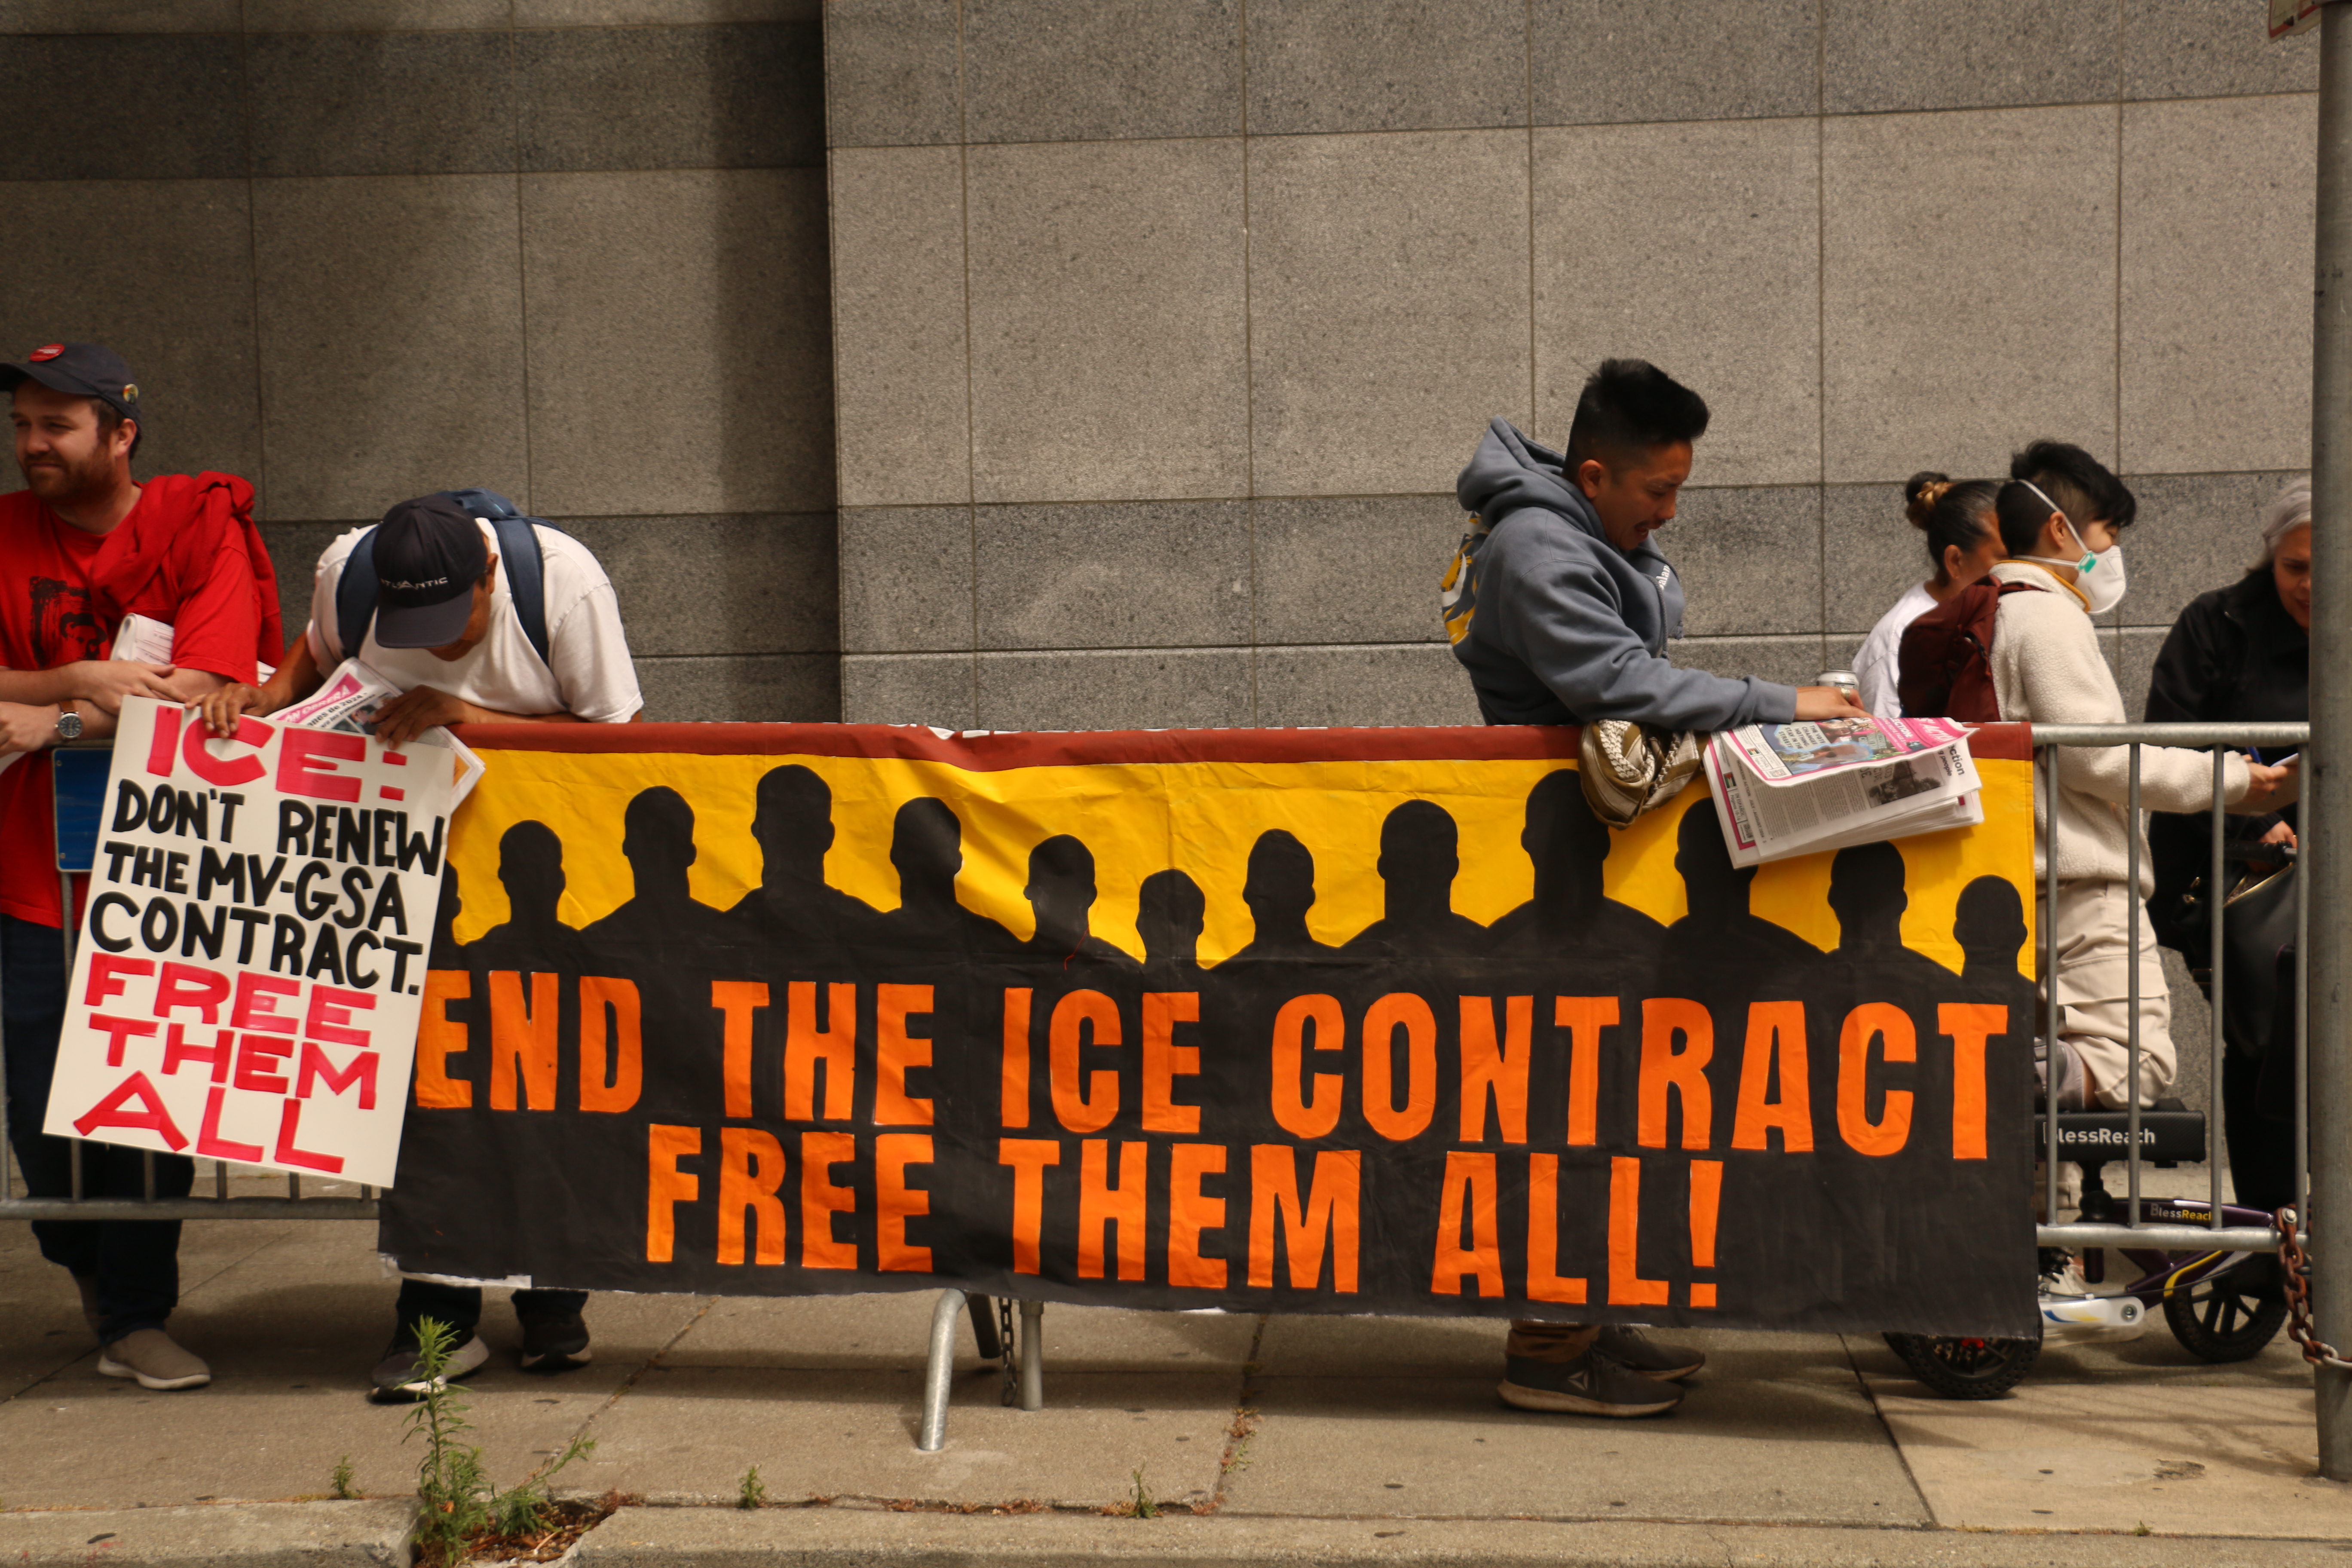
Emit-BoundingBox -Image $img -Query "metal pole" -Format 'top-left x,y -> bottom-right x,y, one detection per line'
917,1288 -> 967,1452
2212,747 -> 2227,1232
2307,0 -> 2352,1480
2128,746 -> 2142,1226
2043,745 -> 2061,1225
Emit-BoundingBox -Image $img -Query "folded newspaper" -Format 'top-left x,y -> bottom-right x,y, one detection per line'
276,657 -> 486,810
1705,715 -> 1983,867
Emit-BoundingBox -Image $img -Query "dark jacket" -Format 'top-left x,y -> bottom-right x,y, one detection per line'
2142,569 -> 2307,952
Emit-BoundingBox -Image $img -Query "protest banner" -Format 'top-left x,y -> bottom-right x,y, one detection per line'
382,722 -> 2040,1338
45,695 -> 458,1187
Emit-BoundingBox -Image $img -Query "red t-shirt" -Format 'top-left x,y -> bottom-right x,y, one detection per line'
0,474 -> 280,928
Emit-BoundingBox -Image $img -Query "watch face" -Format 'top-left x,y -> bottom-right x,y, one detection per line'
57,711 -> 82,740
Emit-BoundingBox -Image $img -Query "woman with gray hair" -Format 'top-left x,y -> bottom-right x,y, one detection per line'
2144,474 -> 2310,1224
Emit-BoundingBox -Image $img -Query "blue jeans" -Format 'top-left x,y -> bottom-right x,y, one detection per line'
2,914 -> 193,1342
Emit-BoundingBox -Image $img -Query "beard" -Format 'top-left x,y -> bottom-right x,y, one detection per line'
19,443 -> 111,506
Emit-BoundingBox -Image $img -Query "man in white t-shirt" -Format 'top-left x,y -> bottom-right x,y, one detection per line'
192,492 -> 641,1400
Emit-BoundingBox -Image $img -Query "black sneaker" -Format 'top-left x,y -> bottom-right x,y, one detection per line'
1596,1325 -> 1706,1381
369,1325 -> 489,1404
1500,1347 -> 1684,1417
518,1312 -> 591,1373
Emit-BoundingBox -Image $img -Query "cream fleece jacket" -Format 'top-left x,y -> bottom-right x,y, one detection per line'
1987,560 -> 2249,889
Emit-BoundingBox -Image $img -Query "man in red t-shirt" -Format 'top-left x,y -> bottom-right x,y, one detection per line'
0,343 -> 281,1393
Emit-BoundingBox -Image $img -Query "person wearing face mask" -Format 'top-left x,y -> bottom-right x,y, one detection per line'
1851,473 -> 2009,716
1979,450 -> 2292,1119
2143,476 -> 2311,1225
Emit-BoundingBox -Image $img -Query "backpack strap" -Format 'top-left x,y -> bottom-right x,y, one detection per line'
331,491 -> 560,668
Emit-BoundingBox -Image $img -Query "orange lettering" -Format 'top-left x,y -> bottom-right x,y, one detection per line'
1607,1155 -> 1670,1306
799,1130 -> 858,1269
1001,986 -> 1033,1128
876,1133 -> 935,1272
1729,1001 -> 1811,1153
1525,1152 -> 1587,1305
1458,995 -> 1532,1142
1837,1003 -> 1915,1158
1247,1145 -> 1360,1292
1077,1138 -> 1147,1281
784,980 -> 853,1121
1270,994 -> 1344,1139
1167,1142 -> 1226,1288
1554,996 -> 1615,1145
1142,992 -> 1202,1133
1362,992 -> 1436,1142
1050,990 -> 1121,1134
875,983 -> 934,1126
1431,1151 -> 1503,1298
646,1124 -> 701,1263
580,976 -> 641,1114
711,979 -> 769,1119
1638,997 -> 1713,1151
1940,1003 -> 2003,1161
717,1127 -> 787,1265
488,971 -> 559,1112
998,1138 -> 1062,1274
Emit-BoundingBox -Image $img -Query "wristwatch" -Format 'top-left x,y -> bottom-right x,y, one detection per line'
54,707 -> 82,743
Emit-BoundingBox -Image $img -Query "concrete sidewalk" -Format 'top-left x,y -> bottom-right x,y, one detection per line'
2,1209 -> 2347,1563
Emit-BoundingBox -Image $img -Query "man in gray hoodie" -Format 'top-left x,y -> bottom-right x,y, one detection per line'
1444,360 -> 1863,1419
1447,360 -> 1863,730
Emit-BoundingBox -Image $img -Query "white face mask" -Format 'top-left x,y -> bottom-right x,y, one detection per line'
2015,479 -> 2122,609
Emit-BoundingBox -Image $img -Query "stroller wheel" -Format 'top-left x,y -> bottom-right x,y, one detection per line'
2162,1262 -> 2288,1363
1883,1331 -> 2041,1399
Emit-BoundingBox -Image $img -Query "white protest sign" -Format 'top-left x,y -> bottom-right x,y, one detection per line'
44,696 -> 458,1187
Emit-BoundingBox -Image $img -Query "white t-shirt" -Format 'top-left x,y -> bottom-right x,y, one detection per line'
1853,580 -> 1938,718
305,520 -> 642,724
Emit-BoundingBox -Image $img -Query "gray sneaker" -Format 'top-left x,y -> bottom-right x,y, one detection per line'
1500,1347 -> 1684,1417
98,1328 -> 211,1391
369,1327 -> 490,1404
1596,1325 -> 1706,1381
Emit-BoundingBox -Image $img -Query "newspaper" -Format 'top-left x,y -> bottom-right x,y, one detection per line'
277,658 -> 487,810
111,612 -> 276,681
1706,716 -> 1984,867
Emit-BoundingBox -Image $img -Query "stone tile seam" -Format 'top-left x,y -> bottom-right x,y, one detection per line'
844,637 -> 1825,659
2,19 -> 819,38
0,163 -> 829,186
822,86 -> 2323,157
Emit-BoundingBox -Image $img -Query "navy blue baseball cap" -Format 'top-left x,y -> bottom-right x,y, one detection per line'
373,495 -> 490,648
1,342 -> 145,450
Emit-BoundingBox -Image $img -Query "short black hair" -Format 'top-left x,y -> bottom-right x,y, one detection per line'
1563,359 -> 1709,471
2009,440 -> 2134,531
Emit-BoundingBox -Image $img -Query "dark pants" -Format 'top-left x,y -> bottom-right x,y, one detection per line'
396,1277 -> 588,1337
2,913 -> 193,1342
2223,1046 -> 2298,1219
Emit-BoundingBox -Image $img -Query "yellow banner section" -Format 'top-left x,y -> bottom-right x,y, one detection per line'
444,751 -> 2036,976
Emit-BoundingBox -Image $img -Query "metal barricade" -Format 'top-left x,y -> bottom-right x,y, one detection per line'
0,742 -> 379,1223
2028,721 -> 2310,1255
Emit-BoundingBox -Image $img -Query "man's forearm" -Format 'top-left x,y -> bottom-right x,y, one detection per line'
0,668 -> 77,706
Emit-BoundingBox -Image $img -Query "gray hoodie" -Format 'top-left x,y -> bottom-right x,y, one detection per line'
1445,418 -> 1798,731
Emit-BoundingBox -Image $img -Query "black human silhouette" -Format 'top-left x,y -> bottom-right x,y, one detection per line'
581,786 -> 736,949
1021,834 -> 1138,971
1952,874 -> 2037,1029
472,820 -> 589,973
430,859 -> 469,966
872,796 -> 1020,956
1340,801 -> 1490,959
1822,841 -> 1957,989
1488,770 -> 1666,960
1660,803 -> 1822,974
726,764 -> 880,946
1227,830 -> 1335,962
1137,868 -> 1206,980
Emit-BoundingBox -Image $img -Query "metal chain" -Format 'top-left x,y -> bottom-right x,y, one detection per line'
998,1296 -> 1019,1406
2276,1206 -> 2352,1369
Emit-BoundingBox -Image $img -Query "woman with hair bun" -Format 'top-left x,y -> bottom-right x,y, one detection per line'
1851,472 -> 2007,715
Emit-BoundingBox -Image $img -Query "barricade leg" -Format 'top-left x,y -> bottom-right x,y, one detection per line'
918,1289 -> 967,1452
967,1292 -> 1001,1360
1018,1299 -> 1044,1412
